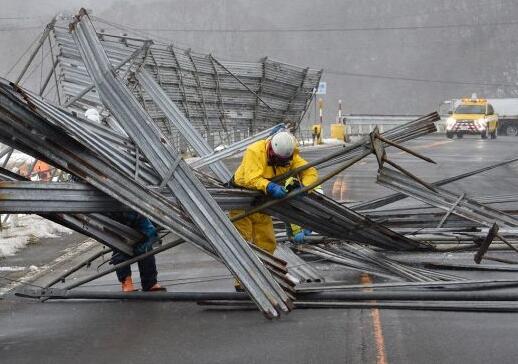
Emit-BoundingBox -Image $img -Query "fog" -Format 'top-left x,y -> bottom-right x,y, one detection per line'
1,0 -> 517,127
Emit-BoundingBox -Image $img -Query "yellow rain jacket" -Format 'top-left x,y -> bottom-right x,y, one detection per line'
233,140 -> 318,193
229,139 -> 318,254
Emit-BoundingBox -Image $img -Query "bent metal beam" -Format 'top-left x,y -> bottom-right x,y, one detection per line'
69,10 -> 291,319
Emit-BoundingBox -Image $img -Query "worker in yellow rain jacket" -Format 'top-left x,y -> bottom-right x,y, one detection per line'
229,130 -> 318,255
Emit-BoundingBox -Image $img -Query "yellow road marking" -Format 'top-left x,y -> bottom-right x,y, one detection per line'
340,176 -> 347,201
332,179 -> 342,200
361,273 -> 388,364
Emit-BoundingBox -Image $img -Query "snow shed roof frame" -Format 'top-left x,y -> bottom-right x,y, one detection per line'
42,16 -> 321,144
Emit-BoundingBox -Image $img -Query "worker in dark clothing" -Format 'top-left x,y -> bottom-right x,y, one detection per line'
108,211 -> 165,292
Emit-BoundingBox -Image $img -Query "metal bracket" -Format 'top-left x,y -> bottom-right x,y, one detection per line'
474,222 -> 499,264
370,127 -> 385,168
371,130 -> 438,192
437,193 -> 466,228
159,155 -> 182,190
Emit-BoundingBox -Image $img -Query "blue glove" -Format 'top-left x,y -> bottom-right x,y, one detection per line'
303,228 -> 312,236
293,231 -> 306,244
266,182 -> 287,199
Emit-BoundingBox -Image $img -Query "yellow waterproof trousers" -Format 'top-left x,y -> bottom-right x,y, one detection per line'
229,210 -> 276,254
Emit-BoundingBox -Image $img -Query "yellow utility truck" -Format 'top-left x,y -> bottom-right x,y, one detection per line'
444,98 -> 498,139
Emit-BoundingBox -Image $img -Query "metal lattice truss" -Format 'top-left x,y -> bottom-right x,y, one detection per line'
40,16 -> 321,148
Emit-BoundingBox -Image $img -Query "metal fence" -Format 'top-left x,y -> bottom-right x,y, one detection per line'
343,115 -> 423,136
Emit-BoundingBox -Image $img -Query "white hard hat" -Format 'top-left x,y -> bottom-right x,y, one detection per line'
85,108 -> 100,123
270,131 -> 295,159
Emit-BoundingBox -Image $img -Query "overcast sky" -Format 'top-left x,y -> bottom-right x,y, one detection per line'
1,0 -> 517,125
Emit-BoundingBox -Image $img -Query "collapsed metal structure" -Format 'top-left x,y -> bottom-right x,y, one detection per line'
5,9 -> 518,318
22,14 -> 322,149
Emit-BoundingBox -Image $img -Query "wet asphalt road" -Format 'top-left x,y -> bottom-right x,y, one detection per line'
2,134 -> 518,363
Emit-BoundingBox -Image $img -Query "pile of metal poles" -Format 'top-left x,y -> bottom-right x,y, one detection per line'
297,243 -> 460,282
6,76 -> 518,312
0,8 -> 299,319
7,8 -> 518,317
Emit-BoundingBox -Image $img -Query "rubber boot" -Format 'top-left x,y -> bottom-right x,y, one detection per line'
121,276 -> 136,292
146,283 -> 167,292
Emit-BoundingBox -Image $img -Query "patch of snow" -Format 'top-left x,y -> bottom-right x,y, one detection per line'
298,139 -> 346,148
1,150 -> 35,169
0,239 -> 96,297
0,215 -> 72,258
0,266 -> 26,272
322,138 -> 346,145
298,139 -> 315,146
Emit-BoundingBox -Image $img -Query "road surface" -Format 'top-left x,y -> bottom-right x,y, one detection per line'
1,134 -> 518,364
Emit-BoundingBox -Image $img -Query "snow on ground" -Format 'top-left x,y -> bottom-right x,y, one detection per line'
1,150 -> 35,170
0,215 -> 72,258
298,138 -> 346,147
0,265 -> 32,272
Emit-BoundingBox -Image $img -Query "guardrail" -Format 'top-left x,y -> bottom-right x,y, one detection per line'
343,115 -> 421,136
295,130 -> 315,146
341,115 -> 447,136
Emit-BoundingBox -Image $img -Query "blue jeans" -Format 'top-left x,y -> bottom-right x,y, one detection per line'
112,247 -> 158,291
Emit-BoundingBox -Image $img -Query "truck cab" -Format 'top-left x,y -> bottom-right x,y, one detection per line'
445,98 -> 498,139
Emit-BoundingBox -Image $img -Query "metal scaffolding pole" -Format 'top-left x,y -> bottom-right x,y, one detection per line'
0,78 -> 289,319
0,167 -> 139,255
15,19 -> 56,85
354,157 -> 518,211
0,84 -> 433,253
70,9 -> 291,319
0,179 -> 260,213
189,123 -> 284,169
136,68 -> 231,182
63,42 -> 152,108
211,56 -> 275,114
377,167 -> 518,228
